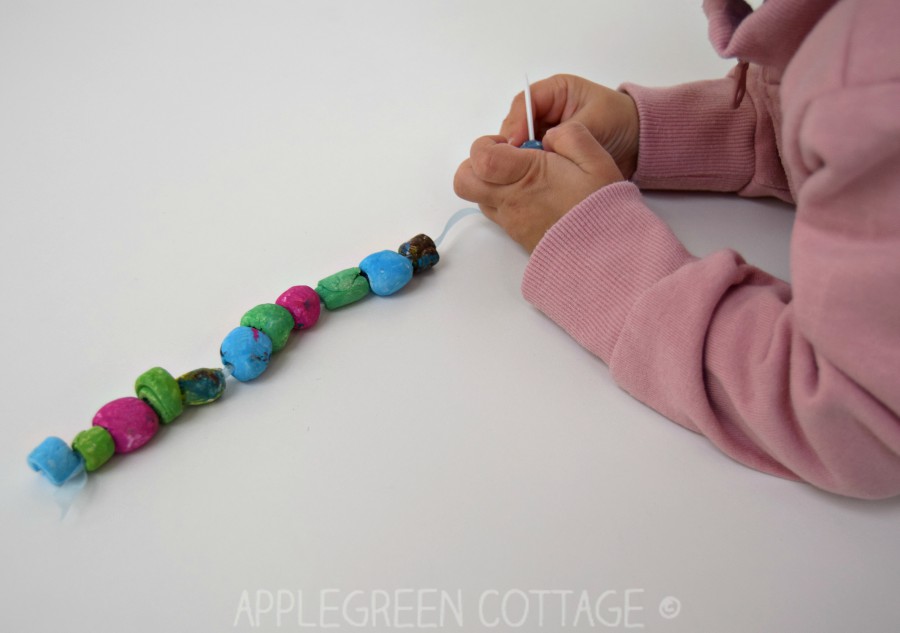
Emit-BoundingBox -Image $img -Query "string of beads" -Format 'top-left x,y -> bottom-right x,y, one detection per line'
27,233 -> 440,486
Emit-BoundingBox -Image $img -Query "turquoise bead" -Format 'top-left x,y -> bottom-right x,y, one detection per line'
220,326 -> 272,382
177,368 -> 226,405
28,437 -> 84,485
359,250 -> 413,296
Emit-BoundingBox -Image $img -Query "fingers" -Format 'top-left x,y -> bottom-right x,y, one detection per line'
469,136 -> 535,185
454,156 -> 507,209
500,75 -> 572,146
453,135 -> 540,208
542,121 -> 616,175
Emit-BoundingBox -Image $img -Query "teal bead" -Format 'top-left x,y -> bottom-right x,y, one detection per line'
240,303 -> 294,353
177,368 -> 226,405
135,367 -> 184,424
315,267 -> 370,310
28,437 -> 85,485
220,326 -> 272,382
359,250 -> 413,296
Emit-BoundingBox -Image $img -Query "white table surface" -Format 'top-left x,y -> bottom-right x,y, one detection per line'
2,2 -> 898,632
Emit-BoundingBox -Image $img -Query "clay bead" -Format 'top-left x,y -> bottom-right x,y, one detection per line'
177,368 -> 226,405
359,250 -> 414,296
240,304 -> 294,353
220,326 -> 273,382
275,285 -> 321,329
27,437 -> 84,485
315,268 -> 370,310
135,367 -> 183,424
72,426 -> 115,472
398,234 -> 439,273
92,397 -> 160,454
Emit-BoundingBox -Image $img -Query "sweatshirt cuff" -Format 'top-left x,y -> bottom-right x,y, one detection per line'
620,80 -> 756,192
522,181 -> 694,363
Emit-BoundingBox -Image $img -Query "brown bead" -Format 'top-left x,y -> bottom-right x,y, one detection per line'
398,233 -> 439,274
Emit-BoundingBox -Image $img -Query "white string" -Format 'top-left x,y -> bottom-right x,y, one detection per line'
525,73 -> 536,142
53,462 -> 87,521
434,208 -> 482,248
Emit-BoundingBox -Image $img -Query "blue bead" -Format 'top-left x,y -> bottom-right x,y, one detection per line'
28,436 -> 85,486
520,139 -> 543,149
220,326 -> 272,382
359,250 -> 414,296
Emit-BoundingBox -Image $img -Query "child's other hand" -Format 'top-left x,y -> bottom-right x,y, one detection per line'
502,74 -> 639,180
454,121 -> 623,252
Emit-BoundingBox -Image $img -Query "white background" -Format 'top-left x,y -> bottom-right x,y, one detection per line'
2,1 -> 898,631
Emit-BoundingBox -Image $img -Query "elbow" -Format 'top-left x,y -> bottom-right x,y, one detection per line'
809,464 -> 900,501
791,427 -> 900,500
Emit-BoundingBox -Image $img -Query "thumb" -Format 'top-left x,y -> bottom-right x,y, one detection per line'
470,136 -> 537,185
542,121 -> 615,175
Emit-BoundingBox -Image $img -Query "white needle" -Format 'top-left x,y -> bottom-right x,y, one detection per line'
524,74 -> 536,142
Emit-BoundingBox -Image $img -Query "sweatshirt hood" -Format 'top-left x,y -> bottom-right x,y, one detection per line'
703,0 -> 840,67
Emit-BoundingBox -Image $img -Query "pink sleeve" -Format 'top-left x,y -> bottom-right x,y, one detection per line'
522,82 -> 900,499
621,66 -> 793,202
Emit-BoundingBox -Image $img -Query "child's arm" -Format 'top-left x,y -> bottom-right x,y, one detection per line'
455,76 -> 900,500
520,77 -> 900,497
495,71 -> 790,204
621,64 -> 792,202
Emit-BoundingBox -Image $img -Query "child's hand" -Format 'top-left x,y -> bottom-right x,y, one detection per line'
454,121 -> 624,252
502,74 -> 639,179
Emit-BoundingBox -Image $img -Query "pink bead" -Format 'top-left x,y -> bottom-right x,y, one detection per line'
276,285 -> 321,329
92,397 -> 160,454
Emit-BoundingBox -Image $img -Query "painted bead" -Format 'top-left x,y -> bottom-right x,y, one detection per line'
276,285 -> 321,329
398,233 -> 439,274
315,267 -> 370,310
220,326 -> 272,381
177,368 -> 226,405
359,250 -> 413,296
240,303 -> 294,353
28,437 -> 85,485
520,139 -> 543,149
135,367 -> 183,424
72,426 -> 115,472
92,397 -> 160,454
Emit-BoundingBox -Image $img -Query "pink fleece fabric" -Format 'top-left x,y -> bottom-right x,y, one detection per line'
522,0 -> 900,499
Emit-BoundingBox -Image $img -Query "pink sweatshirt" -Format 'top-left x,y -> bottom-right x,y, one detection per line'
522,0 -> 900,499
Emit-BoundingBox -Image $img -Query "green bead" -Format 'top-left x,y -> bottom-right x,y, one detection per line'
72,426 -> 115,472
240,303 -> 294,353
315,267 -> 370,310
177,368 -> 226,405
135,367 -> 184,424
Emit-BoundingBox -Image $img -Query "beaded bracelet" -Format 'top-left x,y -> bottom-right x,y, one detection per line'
26,229 -> 446,488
